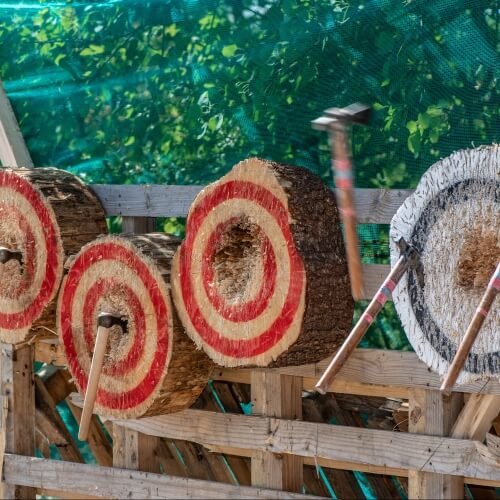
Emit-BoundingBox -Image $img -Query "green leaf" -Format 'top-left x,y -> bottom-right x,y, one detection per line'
222,44 -> 238,57
406,120 -> 418,134
54,54 -> 66,66
165,24 -> 179,37
124,136 -> 135,146
80,44 -> 105,56
407,131 -> 421,155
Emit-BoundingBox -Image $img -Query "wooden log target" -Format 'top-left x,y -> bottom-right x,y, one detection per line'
58,233 -> 213,419
0,167 -> 107,343
390,145 -> 499,383
171,157 -> 353,368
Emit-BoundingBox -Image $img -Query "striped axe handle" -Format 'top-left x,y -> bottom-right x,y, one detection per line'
440,262 -> 500,396
315,253 -> 409,394
330,126 -> 364,300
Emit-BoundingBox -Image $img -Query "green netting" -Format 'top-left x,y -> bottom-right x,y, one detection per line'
0,1 -> 497,353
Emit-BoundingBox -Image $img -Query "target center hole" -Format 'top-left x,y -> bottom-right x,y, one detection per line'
456,229 -> 499,290
212,218 -> 263,304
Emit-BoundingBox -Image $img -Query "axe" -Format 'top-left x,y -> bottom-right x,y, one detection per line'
440,262 -> 500,396
315,237 -> 424,394
312,103 -> 371,300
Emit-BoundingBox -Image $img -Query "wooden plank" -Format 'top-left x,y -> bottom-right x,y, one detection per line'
4,455 -> 321,499
86,407 -> 500,484
215,349 -> 500,397
91,185 -> 412,224
250,373 -> 303,492
451,394 -> 500,441
2,344 -> 36,499
122,216 -> 156,233
408,389 -> 464,499
0,395 -> 8,499
0,81 -> 33,168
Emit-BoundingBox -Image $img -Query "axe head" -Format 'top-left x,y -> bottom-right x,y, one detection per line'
324,102 -> 372,126
97,311 -> 129,333
397,237 -> 425,289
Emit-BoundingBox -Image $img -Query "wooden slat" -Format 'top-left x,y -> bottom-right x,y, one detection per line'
250,372 -> 303,492
0,81 -> 33,168
408,389 -> 464,499
451,394 -> 500,441
4,455 -> 320,499
82,407 -> 500,484
214,349 -> 500,398
2,345 -> 36,499
91,185 -> 412,224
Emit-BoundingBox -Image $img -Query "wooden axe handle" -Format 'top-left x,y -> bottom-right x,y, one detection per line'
330,127 -> 364,300
78,325 -> 110,441
440,262 -> 500,396
316,254 -> 409,394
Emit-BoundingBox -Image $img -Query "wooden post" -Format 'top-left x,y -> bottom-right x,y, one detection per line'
408,389 -> 464,499
112,215 -> 161,473
251,371 -> 303,493
1,344 -> 36,499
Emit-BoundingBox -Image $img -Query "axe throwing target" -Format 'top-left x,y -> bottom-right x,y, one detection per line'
171,157 -> 353,368
0,167 -> 106,343
390,146 -> 499,382
58,234 -> 213,419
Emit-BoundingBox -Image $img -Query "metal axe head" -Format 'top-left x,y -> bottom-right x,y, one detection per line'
97,312 -> 128,333
0,247 -> 23,269
397,237 -> 425,289
324,103 -> 372,126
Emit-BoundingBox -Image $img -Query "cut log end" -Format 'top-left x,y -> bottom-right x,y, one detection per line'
171,157 -> 353,368
58,233 -> 213,419
0,167 -> 106,344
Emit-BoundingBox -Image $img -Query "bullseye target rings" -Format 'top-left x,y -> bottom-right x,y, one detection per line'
0,167 -> 106,343
390,146 -> 499,382
58,234 -> 213,419
171,158 -> 353,367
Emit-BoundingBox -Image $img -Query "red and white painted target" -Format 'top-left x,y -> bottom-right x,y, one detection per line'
0,169 -> 62,343
59,235 -> 211,419
172,158 -> 352,367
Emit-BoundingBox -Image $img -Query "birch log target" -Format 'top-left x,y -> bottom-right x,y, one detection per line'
58,234 -> 213,419
390,145 -> 499,383
171,157 -> 353,367
0,167 -> 107,343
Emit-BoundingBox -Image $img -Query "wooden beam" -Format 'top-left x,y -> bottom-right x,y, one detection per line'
0,81 -> 33,168
408,389 -> 464,499
1,345 -> 36,499
451,394 -> 500,441
80,406 -> 500,484
91,185 -> 413,224
4,455 -> 321,499
250,372 -> 303,492
0,395 -> 8,499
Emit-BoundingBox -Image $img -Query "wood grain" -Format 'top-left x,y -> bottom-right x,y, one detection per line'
4,455 -> 321,499
71,404 -> 500,484
92,185 -> 412,224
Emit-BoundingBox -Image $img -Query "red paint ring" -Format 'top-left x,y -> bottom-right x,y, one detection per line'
60,242 -> 169,410
0,172 -> 60,329
82,279 -> 146,377
179,180 -> 304,359
201,218 -> 277,322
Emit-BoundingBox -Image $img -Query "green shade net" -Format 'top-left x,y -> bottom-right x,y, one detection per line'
0,0 -> 498,351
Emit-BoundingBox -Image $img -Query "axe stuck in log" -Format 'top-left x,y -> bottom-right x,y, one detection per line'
315,237 -> 423,394
440,262 -> 500,396
312,103 -> 371,301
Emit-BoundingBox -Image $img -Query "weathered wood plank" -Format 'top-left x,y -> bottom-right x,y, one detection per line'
2,345 -> 36,499
408,389 -> 464,499
91,185 -> 412,224
74,405 -> 500,484
251,373 -> 303,492
0,81 -> 33,168
451,394 -> 500,441
4,455 -> 321,499
215,349 -> 500,398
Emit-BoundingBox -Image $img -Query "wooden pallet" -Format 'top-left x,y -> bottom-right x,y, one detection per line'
0,81 -> 499,499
